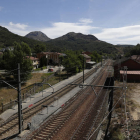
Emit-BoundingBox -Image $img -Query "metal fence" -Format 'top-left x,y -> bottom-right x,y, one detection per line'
0,73 -> 55,113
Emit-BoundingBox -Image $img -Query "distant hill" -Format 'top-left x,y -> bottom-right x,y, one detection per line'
46,32 -> 117,54
0,26 -> 45,48
25,31 -> 51,42
0,26 -> 119,54
55,32 -> 98,41
117,44 -> 134,47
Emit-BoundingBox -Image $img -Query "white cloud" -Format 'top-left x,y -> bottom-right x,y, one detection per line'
1,22 -> 30,36
79,18 -> 93,24
41,19 -> 97,39
9,22 -> 28,30
94,25 -> 140,45
1,20 -> 140,45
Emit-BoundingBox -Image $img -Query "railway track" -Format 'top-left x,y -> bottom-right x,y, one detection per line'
24,60 -> 112,140
0,63 -> 102,138
70,61 -> 113,140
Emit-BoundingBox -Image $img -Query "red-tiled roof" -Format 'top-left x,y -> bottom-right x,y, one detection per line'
120,70 -> 140,75
131,55 -> 140,62
41,52 -> 61,55
26,56 -> 39,61
81,54 -> 91,59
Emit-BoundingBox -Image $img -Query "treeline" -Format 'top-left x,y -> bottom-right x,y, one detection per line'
0,26 -> 118,54
46,39 -> 117,54
61,50 -> 101,74
0,26 -> 46,48
124,44 -> 140,56
0,42 -> 33,81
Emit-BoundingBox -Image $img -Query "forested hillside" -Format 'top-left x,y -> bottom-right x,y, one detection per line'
0,26 -> 45,48
46,32 -> 118,54
0,26 -> 119,54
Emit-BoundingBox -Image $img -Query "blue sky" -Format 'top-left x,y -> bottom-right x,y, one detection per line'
0,0 -> 140,45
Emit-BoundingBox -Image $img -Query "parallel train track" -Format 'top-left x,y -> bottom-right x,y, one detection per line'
0,63 -> 102,138
24,60 -> 112,140
70,61 -> 112,140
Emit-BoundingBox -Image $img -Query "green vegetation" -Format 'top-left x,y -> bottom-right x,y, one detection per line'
33,44 -> 46,53
61,50 -> 83,74
39,56 -> 48,67
110,129 -> 125,140
0,26 -> 119,55
46,39 -> 117,54
33,66 -> 47,71
61,50 -> 101,74
89,51 -> 101,62
123,44 -> 140,57
0,26 -> 46,49
0,42 -> 33,81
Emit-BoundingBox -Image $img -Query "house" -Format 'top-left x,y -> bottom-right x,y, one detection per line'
114,58 -> 140,82
37,52 -> 66,64
80,54 -> 91,63
0,47 -> 14,52
82,51 -> 92,56
80,53 -> 95,68
131,55 -> 140,63
26,56 -> 39,69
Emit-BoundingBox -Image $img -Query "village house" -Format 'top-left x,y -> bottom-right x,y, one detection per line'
114,57 -> 140,82
80,53 -> 91,63
131,55 -> 140,63
37,52 -> 66,65
26,56 -> 39,69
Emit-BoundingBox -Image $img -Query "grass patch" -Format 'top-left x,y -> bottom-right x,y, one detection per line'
110,128 -> 125,140
0,70 -> 79,107
33,66 -> 47,71
0,73 -> 54,106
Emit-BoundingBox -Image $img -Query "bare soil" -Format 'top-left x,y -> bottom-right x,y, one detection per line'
126,83 -> 140,120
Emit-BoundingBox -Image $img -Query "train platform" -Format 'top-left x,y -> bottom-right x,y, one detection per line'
0,63 -> 102,122
29,66 -> 103,133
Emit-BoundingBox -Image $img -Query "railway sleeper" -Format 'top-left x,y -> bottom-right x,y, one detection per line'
34,135 -> 46,140
55,116 -> 67,120
0,127 -> 7,131
38,133 -> 50,137
49,123 -> 60,126
4,122 -> 17,127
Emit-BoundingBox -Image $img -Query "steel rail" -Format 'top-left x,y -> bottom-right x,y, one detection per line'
0,64 -> 101,138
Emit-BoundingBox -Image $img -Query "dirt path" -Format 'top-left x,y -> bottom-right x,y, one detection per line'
127,83 -> 140,120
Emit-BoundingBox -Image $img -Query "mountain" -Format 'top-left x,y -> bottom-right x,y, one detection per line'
25,31 -> 50,42
55,32 -> 98,41
46,32 -> 117,54
0,26 -> 119,54
117,44 -> 134,47
0,26 -> 45,48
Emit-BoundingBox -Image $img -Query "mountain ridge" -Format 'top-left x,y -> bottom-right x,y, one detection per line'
0,26 -> 118,54
54,32 -> 99,42
25,31 -> 51,42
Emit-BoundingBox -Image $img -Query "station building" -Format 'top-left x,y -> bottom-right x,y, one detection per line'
114,58 -> 140,82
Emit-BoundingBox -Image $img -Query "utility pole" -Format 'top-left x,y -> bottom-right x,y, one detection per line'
83,54 -> 85,83
59,57 -> 61,82
0,64 -> 23,134
101,57 -> 102,67
17,63 -> 23,134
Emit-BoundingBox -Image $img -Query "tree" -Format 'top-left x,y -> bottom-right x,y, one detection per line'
89,51 -> 101,62
40,56 -> 47,67
3,42 -> 33,81
34,44 -> 46,53
62,50 -> 83,74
